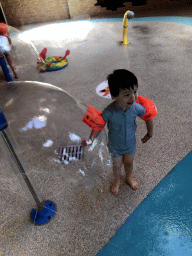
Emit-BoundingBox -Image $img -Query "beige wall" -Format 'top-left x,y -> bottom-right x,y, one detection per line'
1,0 -> 70,26
1,0 -> 191,26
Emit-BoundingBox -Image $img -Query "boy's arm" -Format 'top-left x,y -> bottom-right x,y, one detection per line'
5,34 -> 16,50
85,113 -> 106,144
81,109 -> 107,146
89,129 -> 102,141
5,33 -> 11,44
145,119 -> 153,137
82,129 -> 103,146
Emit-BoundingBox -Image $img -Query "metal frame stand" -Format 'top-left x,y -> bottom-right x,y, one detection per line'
0,108 -> 56,225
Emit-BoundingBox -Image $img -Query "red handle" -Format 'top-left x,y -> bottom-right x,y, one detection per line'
63,49 -> 70,60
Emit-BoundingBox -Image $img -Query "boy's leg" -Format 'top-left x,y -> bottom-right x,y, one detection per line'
4,53 -> 19,78
111,155 -> 123,195
123,153 -> 138,190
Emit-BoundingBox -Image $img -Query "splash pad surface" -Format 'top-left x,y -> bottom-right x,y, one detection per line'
1,14 -> 192,255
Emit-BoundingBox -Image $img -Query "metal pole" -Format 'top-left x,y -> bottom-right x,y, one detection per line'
0,3 -> 8,25
1,129 -> 45,211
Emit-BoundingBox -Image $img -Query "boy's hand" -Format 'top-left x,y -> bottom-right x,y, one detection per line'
81,139 -> 93,148
11,44 -> 16,50
141,134 -> 151,144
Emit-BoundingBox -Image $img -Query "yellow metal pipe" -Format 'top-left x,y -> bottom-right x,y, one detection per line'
122,10 -> 131,45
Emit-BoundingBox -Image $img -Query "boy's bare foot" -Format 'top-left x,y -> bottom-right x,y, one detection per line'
125,176 -> 138,190
110,180 -> 120,195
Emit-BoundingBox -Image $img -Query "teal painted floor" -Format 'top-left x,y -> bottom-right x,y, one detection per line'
97,150 -> 192,255
97,16 -> 192,256
91,16 -> 192,27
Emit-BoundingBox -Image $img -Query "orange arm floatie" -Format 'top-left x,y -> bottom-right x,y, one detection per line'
136,96 -> 157,121
82,96 -> 157,130
0,23 -> 8,36
81,105 -> 106,131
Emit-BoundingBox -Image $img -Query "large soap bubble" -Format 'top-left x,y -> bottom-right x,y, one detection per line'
0,81 -> 112,209
0,25 -> 41,81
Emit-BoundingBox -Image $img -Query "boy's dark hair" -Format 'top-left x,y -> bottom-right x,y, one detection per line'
107,69 -> 138,97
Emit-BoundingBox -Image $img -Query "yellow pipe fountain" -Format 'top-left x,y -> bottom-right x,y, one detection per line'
122,10 -> 134,45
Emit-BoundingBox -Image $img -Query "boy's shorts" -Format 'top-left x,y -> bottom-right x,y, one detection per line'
107,140 -> 136,159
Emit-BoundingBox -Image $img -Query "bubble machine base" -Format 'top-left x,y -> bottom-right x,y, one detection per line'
30,200 -> 56,225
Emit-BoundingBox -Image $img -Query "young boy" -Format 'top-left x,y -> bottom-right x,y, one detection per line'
0,23 -> 18,79
82,69 -> 153,195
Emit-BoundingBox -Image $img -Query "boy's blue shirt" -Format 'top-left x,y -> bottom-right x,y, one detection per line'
101,101 -> 146,150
